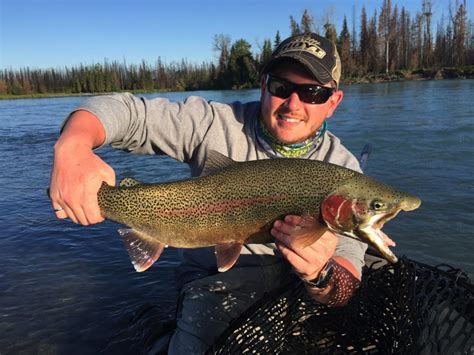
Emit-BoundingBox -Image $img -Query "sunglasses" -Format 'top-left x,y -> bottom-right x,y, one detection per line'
266,74 -> 334,104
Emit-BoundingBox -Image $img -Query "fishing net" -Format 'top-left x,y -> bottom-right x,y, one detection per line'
209,255 -> 473,354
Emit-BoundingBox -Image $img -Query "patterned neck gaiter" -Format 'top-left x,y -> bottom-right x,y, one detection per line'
256,118 -> 327,158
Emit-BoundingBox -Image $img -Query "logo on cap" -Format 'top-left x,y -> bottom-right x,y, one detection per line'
279,37 -> 327,59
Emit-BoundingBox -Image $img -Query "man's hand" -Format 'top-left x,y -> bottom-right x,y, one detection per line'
49,110 -> 113,225
271,215 -> 337,281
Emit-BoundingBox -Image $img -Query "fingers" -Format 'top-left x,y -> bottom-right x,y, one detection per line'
271,215 -> 309,237
272,215 -> 338,279
276,237 -> 333,279
275,230 -> 336,263
62,203 -> 80,224
51,186 -> 105,225
282,215 -> 303,227
52,203 -> 68,220
271,215 -> 327,248
49,180 -> 108,225
49,187 -> 83,224
49,146 -> 115,226
276,241 -> 308,268
271,219 -> 300,238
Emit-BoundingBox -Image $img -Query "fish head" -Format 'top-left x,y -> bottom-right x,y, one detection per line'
321,175 -> 421,263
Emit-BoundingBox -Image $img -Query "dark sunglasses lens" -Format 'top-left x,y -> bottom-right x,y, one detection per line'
267,76 -> 333,104
298,87 -> 333,104
268,78 -> 292,99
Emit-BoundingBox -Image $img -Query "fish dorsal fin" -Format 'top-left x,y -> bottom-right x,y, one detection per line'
119,177 -> 143,187
201,150 -> 238,176
118,228 -> 165,272
215,243 -> 243,272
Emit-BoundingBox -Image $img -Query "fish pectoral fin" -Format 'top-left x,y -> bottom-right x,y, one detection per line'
118,228 -> 165,272
214,243 -> 243,272
291,214 -> 328,249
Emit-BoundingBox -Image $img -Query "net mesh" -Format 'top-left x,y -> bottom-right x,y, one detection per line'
209,256 -> 473,354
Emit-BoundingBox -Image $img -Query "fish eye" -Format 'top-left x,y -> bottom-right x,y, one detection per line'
371,200 -> 386,210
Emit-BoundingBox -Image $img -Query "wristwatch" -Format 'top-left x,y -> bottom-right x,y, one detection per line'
302,258 -> 335,289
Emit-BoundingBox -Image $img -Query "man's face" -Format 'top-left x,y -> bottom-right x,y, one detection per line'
260,62 -> 343,144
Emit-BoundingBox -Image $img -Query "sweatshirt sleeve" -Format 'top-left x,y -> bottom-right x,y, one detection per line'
67,92 -> 217,163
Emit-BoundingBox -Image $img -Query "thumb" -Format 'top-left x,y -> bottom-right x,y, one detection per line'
101,164 -> 116,187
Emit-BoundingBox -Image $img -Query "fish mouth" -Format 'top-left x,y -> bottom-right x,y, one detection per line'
355,195 -> 421,263
355,210 -> 401,263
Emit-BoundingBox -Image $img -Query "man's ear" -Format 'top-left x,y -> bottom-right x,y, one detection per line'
325,90 -> 344,118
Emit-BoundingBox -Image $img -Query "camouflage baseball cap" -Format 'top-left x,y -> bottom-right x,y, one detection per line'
262,33 -> 341,89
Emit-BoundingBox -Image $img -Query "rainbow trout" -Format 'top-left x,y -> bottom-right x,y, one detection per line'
98,151 -> 421,272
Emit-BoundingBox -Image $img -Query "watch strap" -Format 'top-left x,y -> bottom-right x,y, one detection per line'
302,258 -> 335,289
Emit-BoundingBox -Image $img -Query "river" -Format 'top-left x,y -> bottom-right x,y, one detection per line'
0,79 -> 472,353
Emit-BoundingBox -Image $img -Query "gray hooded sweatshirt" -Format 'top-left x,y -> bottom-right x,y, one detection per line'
70,93 -> 367,282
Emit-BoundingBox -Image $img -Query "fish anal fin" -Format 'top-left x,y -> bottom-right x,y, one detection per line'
118,228 -> 165,272
201,150 -> 238,176
119,177 -> 143,187
214,243 -> 243,272
292,214 -> 328,249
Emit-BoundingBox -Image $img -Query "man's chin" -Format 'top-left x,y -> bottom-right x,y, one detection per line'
277,137 -> 305,145
273,130 -> 306,145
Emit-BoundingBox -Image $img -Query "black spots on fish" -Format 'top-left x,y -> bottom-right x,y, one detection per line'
99,158 -> 356,242
97,158 -> 421,256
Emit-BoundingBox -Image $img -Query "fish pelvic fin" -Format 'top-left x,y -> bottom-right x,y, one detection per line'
118,228 -> 165,272
215,243 -> 243,272
201,150 -> 238,176
119,177 -> 143,187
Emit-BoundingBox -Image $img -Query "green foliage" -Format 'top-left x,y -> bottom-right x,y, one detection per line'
324,22 -> 337,44
1,3 -> 472,97
338,17 -> 355,76
301,9 -> 314,33
213,34 -> 233,89
274,31 -> 282,48
259,39 -> 273,72
228,39 -> 258,89
290,16 -> 300,36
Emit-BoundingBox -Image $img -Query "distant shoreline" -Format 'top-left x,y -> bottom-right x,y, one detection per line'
1,68 -> 472,101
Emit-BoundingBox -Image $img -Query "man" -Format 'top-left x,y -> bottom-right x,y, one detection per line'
50,33 -> 366,354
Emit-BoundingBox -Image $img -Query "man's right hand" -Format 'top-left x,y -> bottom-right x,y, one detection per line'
49,110 -> 115,225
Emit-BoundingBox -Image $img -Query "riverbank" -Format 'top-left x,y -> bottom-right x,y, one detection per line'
0,89 -> 177,101
1,67 -> 472,100
344,66 -> 474,84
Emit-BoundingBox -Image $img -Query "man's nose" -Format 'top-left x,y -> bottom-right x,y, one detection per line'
285,91 -> 303,110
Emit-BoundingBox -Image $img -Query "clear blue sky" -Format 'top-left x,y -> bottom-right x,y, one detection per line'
1,0 -> 470,70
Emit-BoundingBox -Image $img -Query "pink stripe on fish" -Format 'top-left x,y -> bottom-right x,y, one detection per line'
156,195 -> 287,217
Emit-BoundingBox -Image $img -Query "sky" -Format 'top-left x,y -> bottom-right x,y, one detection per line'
1,0 -> 471,70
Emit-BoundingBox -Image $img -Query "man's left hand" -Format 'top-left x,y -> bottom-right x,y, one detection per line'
271,215 -> 337,281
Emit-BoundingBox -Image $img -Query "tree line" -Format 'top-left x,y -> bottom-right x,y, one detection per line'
1,0 -> 472,96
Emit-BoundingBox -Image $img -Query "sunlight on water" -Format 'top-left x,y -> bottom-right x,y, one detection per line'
0,80 -> 472,353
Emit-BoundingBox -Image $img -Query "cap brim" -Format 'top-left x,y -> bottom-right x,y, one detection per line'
262,54 -> 333,86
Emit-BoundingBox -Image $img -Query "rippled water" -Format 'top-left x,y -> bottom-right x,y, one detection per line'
1,80 -> 473,354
